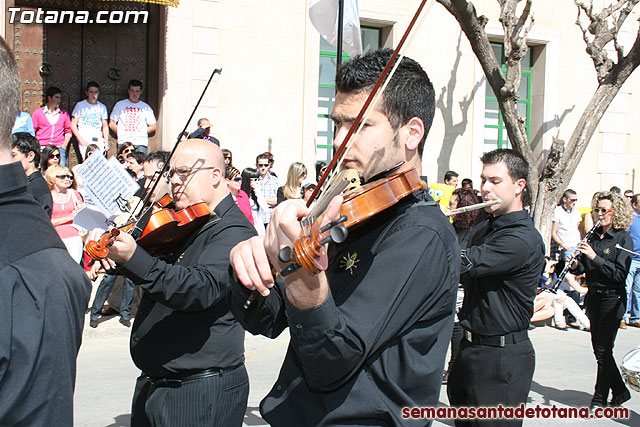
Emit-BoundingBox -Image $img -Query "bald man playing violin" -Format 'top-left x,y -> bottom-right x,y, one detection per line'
95,139 -> 255,427
228,49 -> 460,426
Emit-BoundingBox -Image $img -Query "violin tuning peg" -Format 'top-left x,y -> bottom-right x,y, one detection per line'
319,215 -> 348,233
278,246 -> 293,263
280,262 -> 301,277
330,225 -> 348,244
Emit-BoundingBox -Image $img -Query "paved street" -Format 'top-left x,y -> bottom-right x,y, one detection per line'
75,313 -> 640,426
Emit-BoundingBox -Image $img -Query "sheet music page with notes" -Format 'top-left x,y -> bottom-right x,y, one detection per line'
75,153 -> 140,218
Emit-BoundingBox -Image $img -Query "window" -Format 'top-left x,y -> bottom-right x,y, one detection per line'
316,26 -> 382,162
483,42 -> 532,152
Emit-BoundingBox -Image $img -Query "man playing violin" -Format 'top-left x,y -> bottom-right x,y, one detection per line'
95,139 -> 255,426
229,49 -> 460,425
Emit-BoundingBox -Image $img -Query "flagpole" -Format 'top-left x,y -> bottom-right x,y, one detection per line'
336,0 -> 344,68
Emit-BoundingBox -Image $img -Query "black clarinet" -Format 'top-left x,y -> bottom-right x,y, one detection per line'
550,219 -> 601,293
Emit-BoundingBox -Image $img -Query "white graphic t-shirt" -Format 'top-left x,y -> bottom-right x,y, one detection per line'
72,100 -> 108,150
110,99 -> 156,147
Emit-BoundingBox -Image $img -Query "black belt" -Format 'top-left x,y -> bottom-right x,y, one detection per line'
463,329 -> 528,347
144,363 -> 243,387
591,287 -> 624,296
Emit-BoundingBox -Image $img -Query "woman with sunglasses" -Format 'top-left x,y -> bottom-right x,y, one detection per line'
240,167 -> 267,236
40,144 -> 60,174
222,148 -> 233,168
225,166 -> 253,225
116,141 -> 135,163
45,164 -> 85,263
276,162 -> 307,205
570,191 -> 634,409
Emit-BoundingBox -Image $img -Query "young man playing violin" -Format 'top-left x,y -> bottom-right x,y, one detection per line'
228,48 -> 460,426
93,139 -> 255,426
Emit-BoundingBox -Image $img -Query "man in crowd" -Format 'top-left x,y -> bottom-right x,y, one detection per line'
31,86 -> 72,166
255,152 -> 279,228
626,194 -> 640,327
71,81 -> 109,158
96,139 -> 255,426
624,190 -> 634,203
444,170 -> 459,188
109,79 -> 156,154
141,151 -> 169,199
189,117 -> 220,146
0,36 -> 90,426
448,149 -> 545,426
125,150 -> 147,193
11,132 -> 53,217
228,48 -> 459,425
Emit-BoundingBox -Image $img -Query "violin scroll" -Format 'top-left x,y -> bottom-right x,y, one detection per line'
85,228 -> 120,261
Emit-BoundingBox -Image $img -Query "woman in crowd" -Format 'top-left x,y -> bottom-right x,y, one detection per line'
116,141 -> 135,163
316,161 -> 327,183
40,144 -> 61,174
241,167 -> 268,236
301,182 -> 317,203
226,166 -> 253,225
45,164 -> 85,263
222,148 -> 233,168
571,191 -> 634,409
276,162 -> 307,204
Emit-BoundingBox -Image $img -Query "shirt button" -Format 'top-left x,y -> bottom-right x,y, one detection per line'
276,385 -> 282,391
296,324 -> 302,329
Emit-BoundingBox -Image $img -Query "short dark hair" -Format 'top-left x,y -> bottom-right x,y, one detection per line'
334,48 -> 435,156
632,194 -> 640,206
86,81 -> 99,91
197,118 -> 210,127
0,37 -> 20,149
85,144 -> 99,157
609,186 -> 621,194
461,178 -> 473,188
126,151 -> 146,164
46,86 -> 61,99
128,79 -> 142,89
144,151 -> 167,165
624,189 -> 633,196
256,153 -> 269,164
12,132 -> 41,165
481,149 -> 530,206
444,170 -> 459,182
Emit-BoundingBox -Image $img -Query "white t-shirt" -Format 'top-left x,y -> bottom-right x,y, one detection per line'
110,99 -> 156,147
72,100 -> 108,150
553,205 -> 582,248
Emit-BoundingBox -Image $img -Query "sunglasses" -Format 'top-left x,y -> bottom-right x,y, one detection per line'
568,198 -> 578,202
56,174 -> 73,180
257,163 -> 269,167
593,208 -> 613,214
51,153 -> 60,158
231,176 -> 242,182
224,156 -> 231,160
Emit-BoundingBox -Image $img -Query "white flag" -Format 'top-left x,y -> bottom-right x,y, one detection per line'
309,0 -> 362,58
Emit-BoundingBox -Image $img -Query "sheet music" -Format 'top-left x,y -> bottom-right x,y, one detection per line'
75,154 -> 140,218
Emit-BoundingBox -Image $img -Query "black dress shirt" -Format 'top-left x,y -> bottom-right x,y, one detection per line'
571,226 -> 633,290
27,170 -> 53,217
120,194 -> 256,378
458,210 -> 545,336
0,162 -> 90,426
230,192 -> 460,426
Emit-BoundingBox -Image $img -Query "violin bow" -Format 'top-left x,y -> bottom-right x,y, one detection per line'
125,67 -> 223,226
307,0 -> 435,208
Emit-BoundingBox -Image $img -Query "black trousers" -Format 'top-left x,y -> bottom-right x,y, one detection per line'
447,322 -> 464,372
447,337 -> 535,427
586,290 -> 628,405
131,365 -> 249,427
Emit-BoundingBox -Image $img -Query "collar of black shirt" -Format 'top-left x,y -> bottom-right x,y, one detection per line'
490,210 -> 531,230
0,162 -> 28,196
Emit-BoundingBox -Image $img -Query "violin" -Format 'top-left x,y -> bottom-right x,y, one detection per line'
278,168 -> 426,277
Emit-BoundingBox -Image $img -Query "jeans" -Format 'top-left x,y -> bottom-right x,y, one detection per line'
586,289 -> 628,405
59,146 -> 67,167
626,259 -> 640,322
90,274 -> 135,320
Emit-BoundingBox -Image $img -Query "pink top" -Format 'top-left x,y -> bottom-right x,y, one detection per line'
51,189 -> 82,239
32,106 -> 72,148
235,190 -> 254,225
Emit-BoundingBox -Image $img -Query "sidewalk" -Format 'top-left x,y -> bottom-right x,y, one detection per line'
75,314 -> 640,426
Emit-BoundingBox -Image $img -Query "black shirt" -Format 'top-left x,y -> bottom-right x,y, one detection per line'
0,162 -> 91,426
27,170 -> 53,217
230,192 -> 459,426
121,193 -> 256,378
458,210 -> 545,336
572,226 -> 633,290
